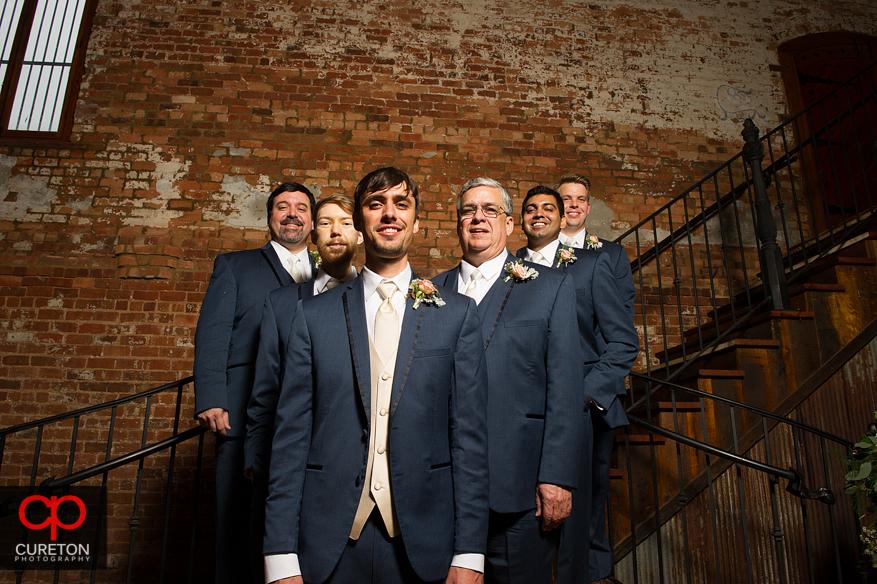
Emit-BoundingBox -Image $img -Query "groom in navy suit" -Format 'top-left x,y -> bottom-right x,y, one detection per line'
194,182 -> 316,584
263,168 -> 489,584
516,185 -> 638,584
432,177 -> 581,584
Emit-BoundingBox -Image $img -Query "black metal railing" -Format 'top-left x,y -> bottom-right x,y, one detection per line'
617,61 -> 877,382
609,373 -> 865,584
0,376 -> 208,584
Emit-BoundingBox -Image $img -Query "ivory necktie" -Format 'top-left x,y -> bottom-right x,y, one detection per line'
288,256 -> 305,283
564,237 -> 577,248
324,278 -> 342,291
531,251 -> 547,266
374,282 -> 399,365
464,269 -> 483,304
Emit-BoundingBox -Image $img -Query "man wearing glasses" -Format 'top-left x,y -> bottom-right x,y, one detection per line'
432,177 -> 581,584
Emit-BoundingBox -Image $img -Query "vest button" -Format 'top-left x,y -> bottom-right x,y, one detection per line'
380,408 -> 387,416
381,373 -> 390,381
374,482 -> 382,490
377,446 -> 385,454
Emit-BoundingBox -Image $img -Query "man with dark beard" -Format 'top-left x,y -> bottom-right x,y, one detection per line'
246,194 -> 362,579
194,182 -> 316,583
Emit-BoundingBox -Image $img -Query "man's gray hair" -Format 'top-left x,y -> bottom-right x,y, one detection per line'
456,177 -> 514,215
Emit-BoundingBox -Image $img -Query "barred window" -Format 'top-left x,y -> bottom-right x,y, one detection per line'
0,0 -> 97,139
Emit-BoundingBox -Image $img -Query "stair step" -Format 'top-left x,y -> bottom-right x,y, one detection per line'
656,401 -> 703,412
610,469 -> 623,480
618,434 -> 668,445
697,369 -> 745,378
656,337 -> 781,367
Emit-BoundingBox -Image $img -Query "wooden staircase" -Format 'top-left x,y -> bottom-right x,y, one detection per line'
608,232 -> 877,583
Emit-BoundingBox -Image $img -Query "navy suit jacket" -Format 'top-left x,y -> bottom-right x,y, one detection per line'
244,277 -> 316,475
433,252 -> 581,513
193,243 -> 313,438
263,274 -> 490,583
516,245 -> 639,428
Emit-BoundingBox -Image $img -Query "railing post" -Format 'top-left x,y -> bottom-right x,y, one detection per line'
742,119 -> 790,310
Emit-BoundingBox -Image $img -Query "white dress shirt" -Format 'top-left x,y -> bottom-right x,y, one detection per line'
525,239 -> 560,267
269,241 -> 313,282
457,251 -> 508,305
558,228 -> 587,249
265,263 -> 483,581
313,265 -> 357,295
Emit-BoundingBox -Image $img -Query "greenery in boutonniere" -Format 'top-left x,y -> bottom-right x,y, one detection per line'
503,260 -> 538,283
843,413 -> 877,567
408,278 -> 445,309
556,246 -> 577,267
309,250 -> 322,270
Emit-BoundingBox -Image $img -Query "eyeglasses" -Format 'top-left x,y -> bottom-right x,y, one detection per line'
459,204 -> 506,219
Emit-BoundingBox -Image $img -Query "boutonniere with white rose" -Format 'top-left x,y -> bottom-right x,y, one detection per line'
556,246 -> 577,267
309,250 -> 322,269
586,234 -> 603,250
503,260 -> 539,283
408,279 -> 446,309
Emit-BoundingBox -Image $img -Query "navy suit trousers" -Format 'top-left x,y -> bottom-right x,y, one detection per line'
590,412 -> 617,580
556,406 -> 594,584
485,509 -> 558,584
324,512 -> 442,584
214,437 -> 253,584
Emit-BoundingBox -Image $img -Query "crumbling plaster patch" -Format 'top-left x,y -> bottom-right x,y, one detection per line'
0,154 -> 58,221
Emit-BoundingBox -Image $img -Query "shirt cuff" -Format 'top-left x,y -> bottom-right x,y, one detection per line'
451,553 -> 485,574
264,553 -> 300,583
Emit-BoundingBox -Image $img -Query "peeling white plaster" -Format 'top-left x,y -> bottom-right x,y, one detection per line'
119,145 -> 189,228
0,154 -> 58,220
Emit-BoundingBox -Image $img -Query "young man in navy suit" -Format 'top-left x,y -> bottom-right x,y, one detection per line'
194,182 -> 316,584
245,193 -> 362,580
432,177 -> 581,584
516,185 -> 639,584
263,168 -> 489,584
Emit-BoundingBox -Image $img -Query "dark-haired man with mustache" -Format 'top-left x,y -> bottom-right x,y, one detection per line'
194,182 -> 316,583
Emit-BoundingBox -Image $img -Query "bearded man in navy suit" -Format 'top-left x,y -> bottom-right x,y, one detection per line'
194,182 -> 316,584
516,184 -> 639,584
432,177 -> 581,584
263,168 -> 489,584
245,193 -> 361,581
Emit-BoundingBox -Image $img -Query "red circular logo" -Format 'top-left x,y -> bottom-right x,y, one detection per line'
19,495 -> 86,541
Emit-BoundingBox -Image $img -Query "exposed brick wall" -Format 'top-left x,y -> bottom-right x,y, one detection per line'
0,1 -> 875,431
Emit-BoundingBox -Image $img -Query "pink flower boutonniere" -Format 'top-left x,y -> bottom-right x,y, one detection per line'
408,279 -> 446,309
503,260 -> 539,283
586,234 -> 603,250
556,246 -> 577,267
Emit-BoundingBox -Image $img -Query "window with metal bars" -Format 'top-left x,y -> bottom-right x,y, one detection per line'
0,0 -> 97,140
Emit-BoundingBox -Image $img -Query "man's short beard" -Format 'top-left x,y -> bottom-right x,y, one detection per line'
277,226 -> 306,245
317,244 -> 355,268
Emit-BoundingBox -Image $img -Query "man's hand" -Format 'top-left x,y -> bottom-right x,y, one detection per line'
446,566 -> 483,584
197,407 -> 231,436
269,578 -> 302,584
535,483 -> 572,531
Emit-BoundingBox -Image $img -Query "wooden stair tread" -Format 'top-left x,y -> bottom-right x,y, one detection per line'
609,469 -> 623,479
655,336 -> 781,365
697,369 -> 745,378
617,434 -> 668,445
657,401 -> 703,412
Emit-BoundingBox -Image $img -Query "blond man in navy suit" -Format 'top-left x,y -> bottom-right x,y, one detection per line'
517,183 -> 638,584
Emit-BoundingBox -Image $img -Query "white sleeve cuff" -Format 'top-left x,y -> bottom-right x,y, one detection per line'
264,553 -> 301,583
451,552 -> 485,573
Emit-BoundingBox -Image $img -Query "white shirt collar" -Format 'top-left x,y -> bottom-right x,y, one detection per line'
361,264 -> 412,302
526,239 -> 560,267
558,228 -> 587,248
459,250 -> 508,286
313,265 -> 357,294
270,241 -> 312,277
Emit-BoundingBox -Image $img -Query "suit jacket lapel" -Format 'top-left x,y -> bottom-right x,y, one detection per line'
262,243 -> 294,286
342,277 -> 371,423
435,264 -> 461,292
390,274 -> 424,418
477,252 -> 515,349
